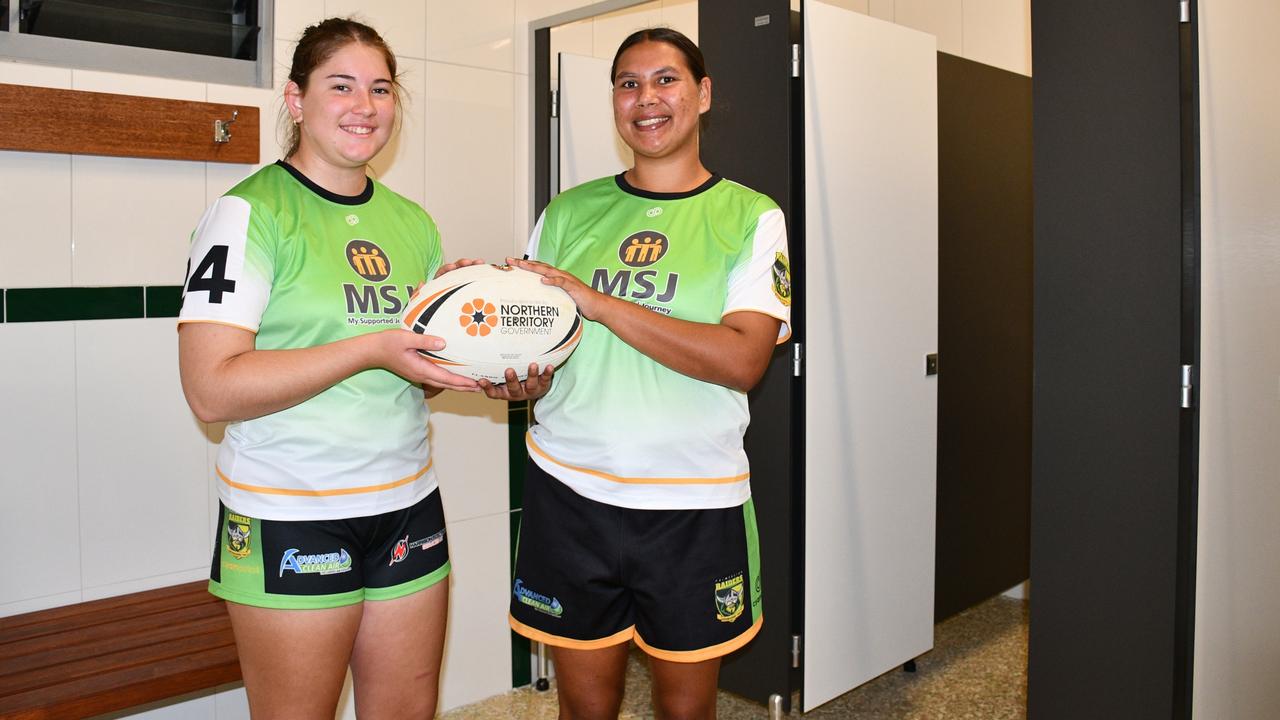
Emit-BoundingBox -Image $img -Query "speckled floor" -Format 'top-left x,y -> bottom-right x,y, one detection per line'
440,595 -> 1027,719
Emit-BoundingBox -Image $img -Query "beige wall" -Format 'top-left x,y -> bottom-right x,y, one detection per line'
1194,0 -> 1280,716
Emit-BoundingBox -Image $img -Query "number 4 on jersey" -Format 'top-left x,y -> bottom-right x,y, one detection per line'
186,244 -> 237,304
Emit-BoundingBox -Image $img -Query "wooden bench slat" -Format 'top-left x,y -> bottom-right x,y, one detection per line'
0,626 -> 236,696
0,582 -> 207,633
0,583 -> 216,644
0,643 -> 241,720
0,601 -> 229,665
0,612 -> 232,675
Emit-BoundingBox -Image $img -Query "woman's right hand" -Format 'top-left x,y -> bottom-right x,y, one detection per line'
369,329 -> 481,392
478,363 -> 555,401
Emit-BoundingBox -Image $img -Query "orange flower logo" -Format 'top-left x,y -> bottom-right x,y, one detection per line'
459,298 -> 498,337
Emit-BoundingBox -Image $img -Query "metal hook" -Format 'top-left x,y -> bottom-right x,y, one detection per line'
214,110 -> 239,144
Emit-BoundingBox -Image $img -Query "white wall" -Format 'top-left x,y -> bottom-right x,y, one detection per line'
1194,0 -> 1280,716
795,0 -> 1030,76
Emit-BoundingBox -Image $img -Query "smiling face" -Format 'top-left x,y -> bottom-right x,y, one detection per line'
285,41 -> 396,175
611,40 -> 711,163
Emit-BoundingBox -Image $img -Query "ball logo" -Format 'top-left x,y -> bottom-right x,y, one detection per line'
346,240 -> 391,281
618,231 -> 668,268
459,297 -> 499,337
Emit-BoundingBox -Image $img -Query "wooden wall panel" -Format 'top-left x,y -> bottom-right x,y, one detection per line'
0,84 -> 258,164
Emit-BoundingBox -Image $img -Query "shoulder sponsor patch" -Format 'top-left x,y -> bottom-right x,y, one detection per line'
771,252 -> 792,306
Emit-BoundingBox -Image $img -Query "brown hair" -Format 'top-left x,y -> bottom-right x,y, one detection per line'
281,18 -> 403,159
610,27 -> 708,85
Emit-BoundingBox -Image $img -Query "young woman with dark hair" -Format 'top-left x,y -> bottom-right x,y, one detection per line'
488,27 -> 792,719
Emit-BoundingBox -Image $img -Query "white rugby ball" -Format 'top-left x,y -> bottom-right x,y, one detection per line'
401,264 -> 582,383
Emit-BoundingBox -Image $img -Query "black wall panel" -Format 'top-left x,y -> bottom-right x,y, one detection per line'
935,53 -> 1033,621
1029,1 -> 1187,717
699,0 -> 798,709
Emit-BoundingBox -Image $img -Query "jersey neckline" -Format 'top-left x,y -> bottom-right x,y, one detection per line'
614,171 -> 722,200
275,160 -> 374,206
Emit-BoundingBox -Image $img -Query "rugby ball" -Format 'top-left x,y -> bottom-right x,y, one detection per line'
401,264 -> 583,383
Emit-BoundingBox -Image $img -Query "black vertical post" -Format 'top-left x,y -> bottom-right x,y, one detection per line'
1030,1 -> 1194,717
1174,1 -> 1202,715
699,0 -> 798,710
534,27 -> 551,218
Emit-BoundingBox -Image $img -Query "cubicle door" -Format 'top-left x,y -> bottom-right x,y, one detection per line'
557,52 -> 629,191
802,1 -> 938,710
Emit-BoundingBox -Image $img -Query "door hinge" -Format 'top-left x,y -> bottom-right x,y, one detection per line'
1181,364 -> 1195,409
791,634 -> 802,668
791,44 -> 801,78
793,342 -> 804,377
1179,0 -> 1190,23
550,89 -> 559,118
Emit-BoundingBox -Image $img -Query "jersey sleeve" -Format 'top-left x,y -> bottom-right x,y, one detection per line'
422,211 -> 444,279
178,195 -> 274,333
724,206 -> 792,342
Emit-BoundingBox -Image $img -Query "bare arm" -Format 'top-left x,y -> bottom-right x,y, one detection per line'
509,258 -> 781,393
179,322 -> 478,423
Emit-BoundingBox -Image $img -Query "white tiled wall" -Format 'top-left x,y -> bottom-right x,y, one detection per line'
426,0 -> 518,72
896,0 -> 963,56
962,0 -> 1032,75
370,55 -> 429,207
425,62 -> 516,263
593,2 -> 664,57
438,512 -> 516,709
70,156 -> 205,287
326,0 -> 428,59
433,393 -> 510,522
0,153 -> 72,288
854,0 -> 1032,75
74,319 -> 210,591
0,324 -> 80,611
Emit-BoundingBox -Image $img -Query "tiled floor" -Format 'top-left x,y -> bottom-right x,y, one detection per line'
441,595 -> 1028,719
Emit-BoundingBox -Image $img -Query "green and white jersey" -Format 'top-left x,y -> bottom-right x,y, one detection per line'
179,161 -> 443,521
526,173 -> 792,510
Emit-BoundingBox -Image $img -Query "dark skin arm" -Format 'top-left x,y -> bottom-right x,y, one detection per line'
478,257 -> 781,401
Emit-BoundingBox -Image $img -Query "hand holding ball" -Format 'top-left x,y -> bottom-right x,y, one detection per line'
401,264 -> 582,383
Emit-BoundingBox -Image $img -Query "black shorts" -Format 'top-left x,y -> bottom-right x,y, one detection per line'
509,461 -> 763,662
209,489 -> 450,609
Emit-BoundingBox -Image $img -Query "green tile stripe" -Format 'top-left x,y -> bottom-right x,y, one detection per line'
145,286 -> 184,318
510,510 -> 531,688
508,399 -> 531,688
508,401 -> 529,512
2,286 -> 184,323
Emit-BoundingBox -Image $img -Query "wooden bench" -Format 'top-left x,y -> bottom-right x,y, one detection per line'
0,581 -> 239,719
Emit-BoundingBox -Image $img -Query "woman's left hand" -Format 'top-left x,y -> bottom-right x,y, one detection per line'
435,257 -> 486,278
509,257 -> 614,321
478,363 -> 555,401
